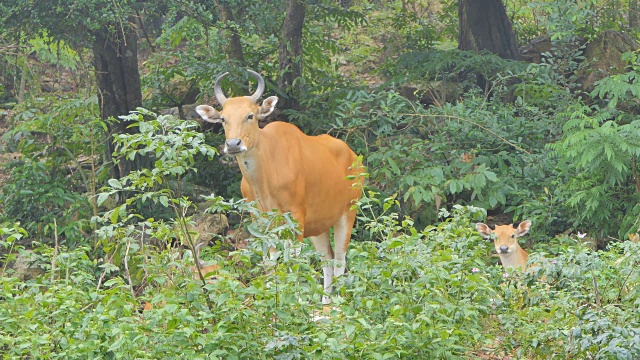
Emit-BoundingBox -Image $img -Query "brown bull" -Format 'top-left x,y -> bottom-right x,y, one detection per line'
196,70 -> 363,304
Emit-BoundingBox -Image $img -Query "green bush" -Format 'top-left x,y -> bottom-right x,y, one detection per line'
0,204 -> 505,359
3,130 -> 640,357
0,97 -> 101,245
494,238 -> 640,359
548,52 -> 640,240
295,84 -> 562,230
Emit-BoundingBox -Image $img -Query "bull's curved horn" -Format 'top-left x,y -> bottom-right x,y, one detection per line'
247,69 -> 265,102
194,242 -> 207,267
214,72 -> 229,106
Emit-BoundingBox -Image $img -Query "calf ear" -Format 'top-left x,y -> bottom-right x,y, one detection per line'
196,105 -> 222,123
476,223 -> 493,238
516,220 -> 532,237
258,96 -> 278,119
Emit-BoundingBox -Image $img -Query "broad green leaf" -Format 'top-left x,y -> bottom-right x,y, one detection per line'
108,179 -> 122,190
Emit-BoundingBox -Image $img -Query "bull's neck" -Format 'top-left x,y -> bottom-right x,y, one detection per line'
499,246 -> 528,269
234,131 -> 276,196
235,133 -> 266,178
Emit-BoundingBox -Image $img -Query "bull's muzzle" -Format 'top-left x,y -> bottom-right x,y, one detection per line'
225,138 -> 246,155
499,245 -> 509,253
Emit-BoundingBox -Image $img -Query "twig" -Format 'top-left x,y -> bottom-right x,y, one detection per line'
135,9 -> 156,52
88,119 -> 99,234
170,197 -> 215,312
140,222 -> 148,281
51,219 -> 59,282
399,113 -> 532,154
80,301 -> 98,312
591,267 -> 601,309
124,239 -> 136,298
617,258 -> 638,302
96,246 -> 117,290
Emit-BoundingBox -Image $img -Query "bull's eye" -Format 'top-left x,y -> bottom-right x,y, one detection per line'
220,117 -> 226,123
511,234 -> 515,238
247,113 -> 254,120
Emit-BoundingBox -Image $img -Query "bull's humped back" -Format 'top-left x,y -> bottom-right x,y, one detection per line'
261,122 -> 359,189
257,122 -> 361,236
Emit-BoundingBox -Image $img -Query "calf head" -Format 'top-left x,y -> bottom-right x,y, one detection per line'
476,220 -> 532,255
196,70 -> 278,155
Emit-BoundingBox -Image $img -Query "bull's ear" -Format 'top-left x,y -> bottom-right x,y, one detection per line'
195,105 -> 222,123
476,223 -> 493,238
258,96 -> 278,119
516,220 -> 532,237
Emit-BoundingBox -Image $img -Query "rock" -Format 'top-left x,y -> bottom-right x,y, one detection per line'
41,80 -> 59,93
158,103 -> 222,132
520,36 -> 554,64
399,82 -> 461,107
181,104 -> 201,121
580,235 -> 598,251
9,249 -> 44,280
225,228 -> 249,250
519,31 -> 638,95
577,30 -> 639,93
187,212 -> 229,242
159,107 -> 179,117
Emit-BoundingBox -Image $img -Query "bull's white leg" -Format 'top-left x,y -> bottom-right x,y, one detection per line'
332,213 -> 355,280
310,231 -> 334,304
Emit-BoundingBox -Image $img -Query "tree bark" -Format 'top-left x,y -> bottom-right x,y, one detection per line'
92,20 -> 148,181
213,0 -> 245,64
339,0 -> 353,9
631,0 -> 640,30
278,0 -> 306,115
458,0 -> 521,60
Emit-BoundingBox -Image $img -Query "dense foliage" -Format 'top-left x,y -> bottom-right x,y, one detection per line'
1,0 -> 640,358
2,206 -> 639,358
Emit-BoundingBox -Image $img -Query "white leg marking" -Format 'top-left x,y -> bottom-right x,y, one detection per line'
311,232 -> 334,304
322,266 -> 334,305
332,214 -> 353,280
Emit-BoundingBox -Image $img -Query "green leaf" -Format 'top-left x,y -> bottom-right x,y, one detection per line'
97,192 -> 109,206
110,206 -> 120,224
488,195 -> 498,208
111,204 -> 126,224
159,196 -> 169,207
483,170 -> 497,182
108,179 -> 122,190
108,336 -> 125,352
449,180 -> 461,194
345,324 -> 356,338
388,238 -> 404,249
388,158 -> 401,175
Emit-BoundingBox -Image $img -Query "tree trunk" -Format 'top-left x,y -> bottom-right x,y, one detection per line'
278,0 -> 306,116
458,0 -> 521,60
631,0 -> 640,30
213,0 -> 245,64
92,21 -> 148,181
339,0 -> 353,9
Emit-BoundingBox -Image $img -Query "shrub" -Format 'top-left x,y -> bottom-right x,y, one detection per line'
0,97 -> 101,245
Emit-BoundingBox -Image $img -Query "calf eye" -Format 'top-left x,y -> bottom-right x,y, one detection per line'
511,234 -> 515,238
247,113 -> 254,120
220,117 -> 226,123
